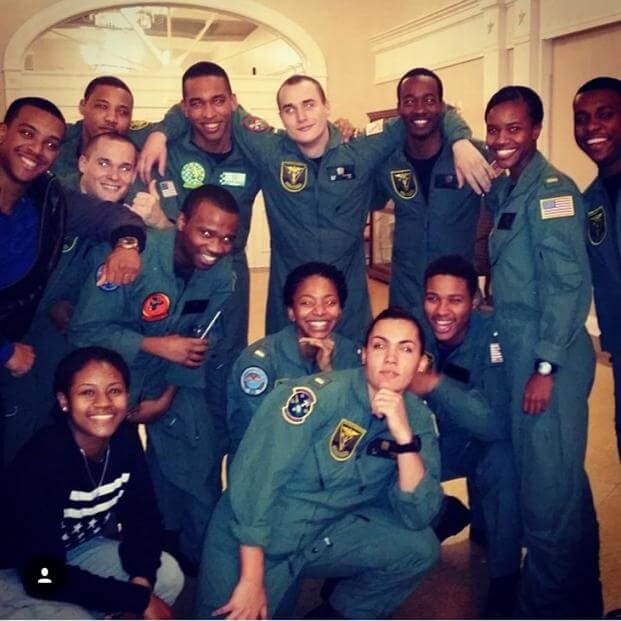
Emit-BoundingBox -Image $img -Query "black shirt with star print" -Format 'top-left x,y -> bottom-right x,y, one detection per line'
0,420 -> 163,614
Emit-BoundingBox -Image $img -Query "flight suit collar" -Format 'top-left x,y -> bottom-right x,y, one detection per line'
495,150 -> 547,202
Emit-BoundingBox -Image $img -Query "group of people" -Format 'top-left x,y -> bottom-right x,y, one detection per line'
0,58 -> 619,620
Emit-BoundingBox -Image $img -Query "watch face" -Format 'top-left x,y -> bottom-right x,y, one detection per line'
537,361 -> 553,375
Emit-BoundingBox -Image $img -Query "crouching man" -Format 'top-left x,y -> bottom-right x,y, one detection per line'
196,308 -> 443,619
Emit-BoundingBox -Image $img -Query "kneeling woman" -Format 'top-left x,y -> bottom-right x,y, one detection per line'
0,347 -> 184,619
227,262 -> 361,457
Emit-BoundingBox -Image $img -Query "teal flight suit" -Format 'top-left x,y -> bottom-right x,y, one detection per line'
583,177 -> 621,458
377,140 -> 484,309
231,109 -> 471,341
488,151 -> 602,618
69,227 -> 235,564
422,310 -> 521,580
138,130 -> 261,447
196,367 -> 443,619
226,323 -> 360,456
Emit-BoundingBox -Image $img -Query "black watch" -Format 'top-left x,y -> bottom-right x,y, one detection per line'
392,436 -> 422,454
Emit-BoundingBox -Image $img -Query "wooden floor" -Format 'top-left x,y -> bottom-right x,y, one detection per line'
176,268 -> 621,618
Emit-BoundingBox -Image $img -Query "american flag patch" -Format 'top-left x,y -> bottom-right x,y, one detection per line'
489,342 -> 504,363
539,195 -> 575,220
159,180 -> 178,198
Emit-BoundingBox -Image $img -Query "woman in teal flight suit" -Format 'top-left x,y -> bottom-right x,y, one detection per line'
485,86 -> 602,618
226,262 -> 360,457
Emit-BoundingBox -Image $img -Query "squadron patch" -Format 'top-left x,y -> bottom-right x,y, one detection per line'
95,264 -> 119,292
242,115 -> 270,133
280,161 -> 307,192
390,170 -> 417,199
141,292 -> 170,322
62,236 -> 78,254
539,195 -> 575,220
240,366 -> 269,396
587,206 -> 607,246
282,386 -> 316,425
181,161 -> 206,189
329,418 -> 366,461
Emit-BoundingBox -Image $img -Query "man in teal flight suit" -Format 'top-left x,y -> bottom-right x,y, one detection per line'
69,184 -> 239,567
227,262 -> 360,457
196,308 -> 443,619
377,68 -> 484,310
229,74 -> 489,342
485,86 -> 602,618
138,63 -> 261,449
573,76 -> 621,460
410,255 -> 521,617
51,75 -> 186,188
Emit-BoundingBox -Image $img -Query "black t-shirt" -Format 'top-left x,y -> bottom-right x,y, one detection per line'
405,149 -> 441,203
603,171 -> 621,212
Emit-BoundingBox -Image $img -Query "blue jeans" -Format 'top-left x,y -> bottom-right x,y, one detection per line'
0,536 -> 184,619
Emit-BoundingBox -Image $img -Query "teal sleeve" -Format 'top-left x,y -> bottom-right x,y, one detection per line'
350,117 -> 406,171
529,188 -> 592,366
387,401 -> 443,530
228,383 -> 318,548
68,246 -> 144,366
441,104 -> 473,145
231,107 -> 281,173
426,375 -> 510,441
151,103 -> 189,143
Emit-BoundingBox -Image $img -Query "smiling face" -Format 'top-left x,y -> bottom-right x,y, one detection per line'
78,135 -> 136,202
182,75 -> 237,153
485,99 -> 541,180
362,318 -> 425,394
0,105 -> 64,186
424,274 -> 475,346
57,360 -> 128,453
398,74 -> 444,141
175,200 -> 238,270
278,79 -> 330,152
79,85 -> 133,141
574,88 -> 621,176
286,274 -> 342,339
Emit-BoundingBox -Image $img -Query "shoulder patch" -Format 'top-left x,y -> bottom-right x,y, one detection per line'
329,418 -> 366,461
539,195 -> 575,220
95,264 -> 119,292
242,115 -> 270,133
282,386 -> 316,425
129,119 -> 150,131
587,205 -> 607,246
240,366 -> 269,396
141,292 -> 170,322
159,180 -> 178,198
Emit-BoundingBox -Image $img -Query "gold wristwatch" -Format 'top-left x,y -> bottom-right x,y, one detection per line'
115,236 -> 140,250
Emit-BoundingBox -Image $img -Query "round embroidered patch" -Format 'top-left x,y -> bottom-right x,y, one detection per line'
95,264 -> 119,292
141,292 -> 170,322
282,386 -> 316,425
240,366 -> 269,396
242,115 -> 269,133
180,161 -> 206,189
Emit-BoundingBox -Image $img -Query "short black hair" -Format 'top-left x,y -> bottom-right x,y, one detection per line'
82,132 -> 137,158
53,346 -> 130,397
485,85 -> 544,126
3,97 -> 65,126
363,307 -> 425,353
181,183 -> 240,219
83,76 -> 133,101
424,255 -> 478,298
575,76 -> 621,99
397,67 -> 444,103
283,262 -> 348,308
182,62 -> 232,97
277,75 -> 327,108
